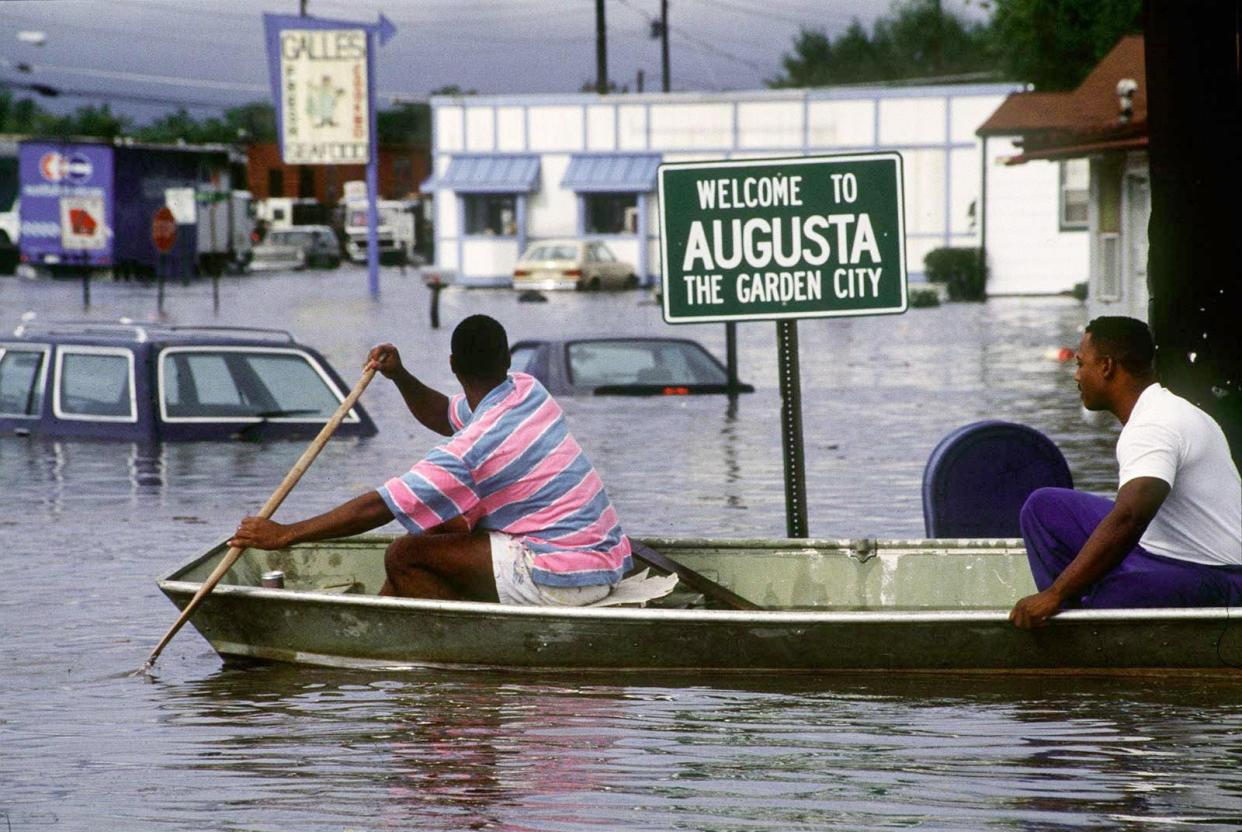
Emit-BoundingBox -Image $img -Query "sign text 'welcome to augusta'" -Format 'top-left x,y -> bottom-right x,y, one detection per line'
658,154 -> 907,323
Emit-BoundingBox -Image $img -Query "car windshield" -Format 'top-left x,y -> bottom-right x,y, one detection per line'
162,350 -> 343,420
510,344 -> 542,374
565,341 -> 727,387
525,245 -> 579,261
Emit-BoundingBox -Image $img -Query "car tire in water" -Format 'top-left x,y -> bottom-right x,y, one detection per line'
589,276 -> 602,291
624,274 -> 639,289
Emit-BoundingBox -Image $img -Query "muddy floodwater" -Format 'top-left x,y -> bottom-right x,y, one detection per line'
2,267 -> 1239,831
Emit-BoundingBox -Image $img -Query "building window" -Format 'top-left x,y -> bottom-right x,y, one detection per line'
298,166 -> 315,199
394,157 -> 413,196
584,193 -> 638,234
1059,159 -> 1089,230
463,194 -> 517,236
267,168 -> 284,198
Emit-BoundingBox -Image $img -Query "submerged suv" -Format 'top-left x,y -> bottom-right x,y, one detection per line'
0,321 -> 377,441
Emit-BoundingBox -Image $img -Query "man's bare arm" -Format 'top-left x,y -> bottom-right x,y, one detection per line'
230,490 -> 394,550
1009,477 -> 1170,629
367,343 -> 453,436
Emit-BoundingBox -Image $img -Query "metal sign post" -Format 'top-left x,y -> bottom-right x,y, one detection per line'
658,153 -> 907,537
263,12 -> 397,298
776,320 -> 807,537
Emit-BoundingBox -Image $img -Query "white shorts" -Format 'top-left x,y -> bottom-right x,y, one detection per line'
489,532 -> 613,606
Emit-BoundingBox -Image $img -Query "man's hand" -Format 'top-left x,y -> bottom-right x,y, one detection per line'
1009,589 -> 1063,629
367,343 -> 404,379
229,517 -> 292,551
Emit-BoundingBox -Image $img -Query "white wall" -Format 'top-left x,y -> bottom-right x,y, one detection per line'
525,155 -> 576,240
430,86 -> 1053,287
984,137 -> 1089,295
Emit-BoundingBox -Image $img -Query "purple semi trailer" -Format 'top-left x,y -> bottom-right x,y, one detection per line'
18,140 -> 243,278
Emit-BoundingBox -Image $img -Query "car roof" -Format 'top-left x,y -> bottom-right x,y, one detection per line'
270,225 -> 333,233
6,321 -> 303,349
525,239 -> 587,249
512,336 -> 703,348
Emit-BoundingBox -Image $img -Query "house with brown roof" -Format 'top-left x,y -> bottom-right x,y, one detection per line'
978,35 -> 1149,319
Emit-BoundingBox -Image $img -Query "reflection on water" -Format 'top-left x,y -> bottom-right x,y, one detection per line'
3,269 -> 1232,832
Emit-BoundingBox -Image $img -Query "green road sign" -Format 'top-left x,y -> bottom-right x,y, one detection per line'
658,153 -> 907,324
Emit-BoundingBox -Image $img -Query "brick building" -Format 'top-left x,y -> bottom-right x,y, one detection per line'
246,142 -> 431,205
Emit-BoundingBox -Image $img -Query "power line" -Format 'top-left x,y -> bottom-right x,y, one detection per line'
0,77 -> 235,111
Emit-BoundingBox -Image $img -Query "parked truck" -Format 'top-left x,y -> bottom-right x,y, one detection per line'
342,197 -> 419,265
17,139 -> 249,278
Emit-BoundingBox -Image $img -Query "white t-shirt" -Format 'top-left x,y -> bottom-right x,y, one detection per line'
1117,384 -> 1242,566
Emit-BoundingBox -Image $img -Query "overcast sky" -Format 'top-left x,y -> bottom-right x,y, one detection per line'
0,0 -> 987,120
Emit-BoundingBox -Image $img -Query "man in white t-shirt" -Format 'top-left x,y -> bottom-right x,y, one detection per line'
1010,316 -> 1242,629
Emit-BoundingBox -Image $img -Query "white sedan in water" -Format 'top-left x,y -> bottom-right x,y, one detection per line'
512,240 -> 639,291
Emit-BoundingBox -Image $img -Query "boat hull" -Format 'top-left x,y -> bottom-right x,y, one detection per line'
157,536 -> 1242,673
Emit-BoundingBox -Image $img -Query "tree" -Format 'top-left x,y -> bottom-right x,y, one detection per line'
987,0 -> 1142,90
769,0 -> 995,88
34,103 -> 130,139
377,102 -> 430,145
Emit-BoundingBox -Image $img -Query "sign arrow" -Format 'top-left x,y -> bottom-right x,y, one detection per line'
377,13 -> 397,46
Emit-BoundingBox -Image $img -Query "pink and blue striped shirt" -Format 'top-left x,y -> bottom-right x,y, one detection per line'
377,372 -> 632,587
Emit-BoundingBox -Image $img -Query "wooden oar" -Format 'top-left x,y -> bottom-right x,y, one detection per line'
630,540 -> 760,611
143,366 -> 377,671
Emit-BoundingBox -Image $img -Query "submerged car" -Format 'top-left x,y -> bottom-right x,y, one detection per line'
250,225 -> 341,272
0,321 -> 376,441
512,240 -> 639,291
510,336 -> 754,396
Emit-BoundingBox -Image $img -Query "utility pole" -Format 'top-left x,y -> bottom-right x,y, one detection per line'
595,0 -> 608,95
661,0 -> 670,92
636,68 -> 644,93
299,0 -> 307,16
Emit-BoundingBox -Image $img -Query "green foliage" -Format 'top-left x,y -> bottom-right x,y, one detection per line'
908,287 -> 942,308
768,0 -> 995,87
0,90 -> 427,148
1070,281 -> 1088,301
377,102 -> 430,145
133,103 -> 277,144
988,0 -> 1142,90
770,0 -> 1142,91
0,91 -> 130,139
924,246 -> 986,301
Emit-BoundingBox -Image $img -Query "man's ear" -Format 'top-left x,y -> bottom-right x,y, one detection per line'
1100,354 -> 1116,379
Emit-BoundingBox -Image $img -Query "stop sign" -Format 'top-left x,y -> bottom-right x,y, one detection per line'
151,206 -> 177,253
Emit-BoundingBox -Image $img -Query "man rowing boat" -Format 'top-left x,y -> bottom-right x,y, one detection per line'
229,314 -> 633,605
1009,316 -> 1242,629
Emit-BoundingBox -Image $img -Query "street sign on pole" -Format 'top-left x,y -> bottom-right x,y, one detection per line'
657,153 -> 907,538
658,153 -> 907,324
151,206 -> 177,254
263,12 -> 397,298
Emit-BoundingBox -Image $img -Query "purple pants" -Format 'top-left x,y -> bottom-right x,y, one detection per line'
1019,487 -> 1242,608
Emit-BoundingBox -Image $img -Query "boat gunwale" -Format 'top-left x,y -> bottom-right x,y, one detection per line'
156,576 -> 1239,627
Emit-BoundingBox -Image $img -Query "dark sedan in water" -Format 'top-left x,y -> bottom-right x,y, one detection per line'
510,336 -> 753,396
0,321 -> 376,441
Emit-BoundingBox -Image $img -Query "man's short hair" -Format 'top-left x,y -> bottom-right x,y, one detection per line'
451,315 -> 511,380
1085,316 -> 1155,375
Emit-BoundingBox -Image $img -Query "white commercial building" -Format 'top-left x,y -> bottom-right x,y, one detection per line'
424,84 -> 1062,290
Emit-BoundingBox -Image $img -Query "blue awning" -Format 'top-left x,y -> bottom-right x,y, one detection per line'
561,153 -> 661,193
436,154 -> 540,193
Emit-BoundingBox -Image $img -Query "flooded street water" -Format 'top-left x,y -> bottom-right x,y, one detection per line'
2,267 -> 1239,830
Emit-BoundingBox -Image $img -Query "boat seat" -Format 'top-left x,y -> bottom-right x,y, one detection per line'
922,420 -> 1072,538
